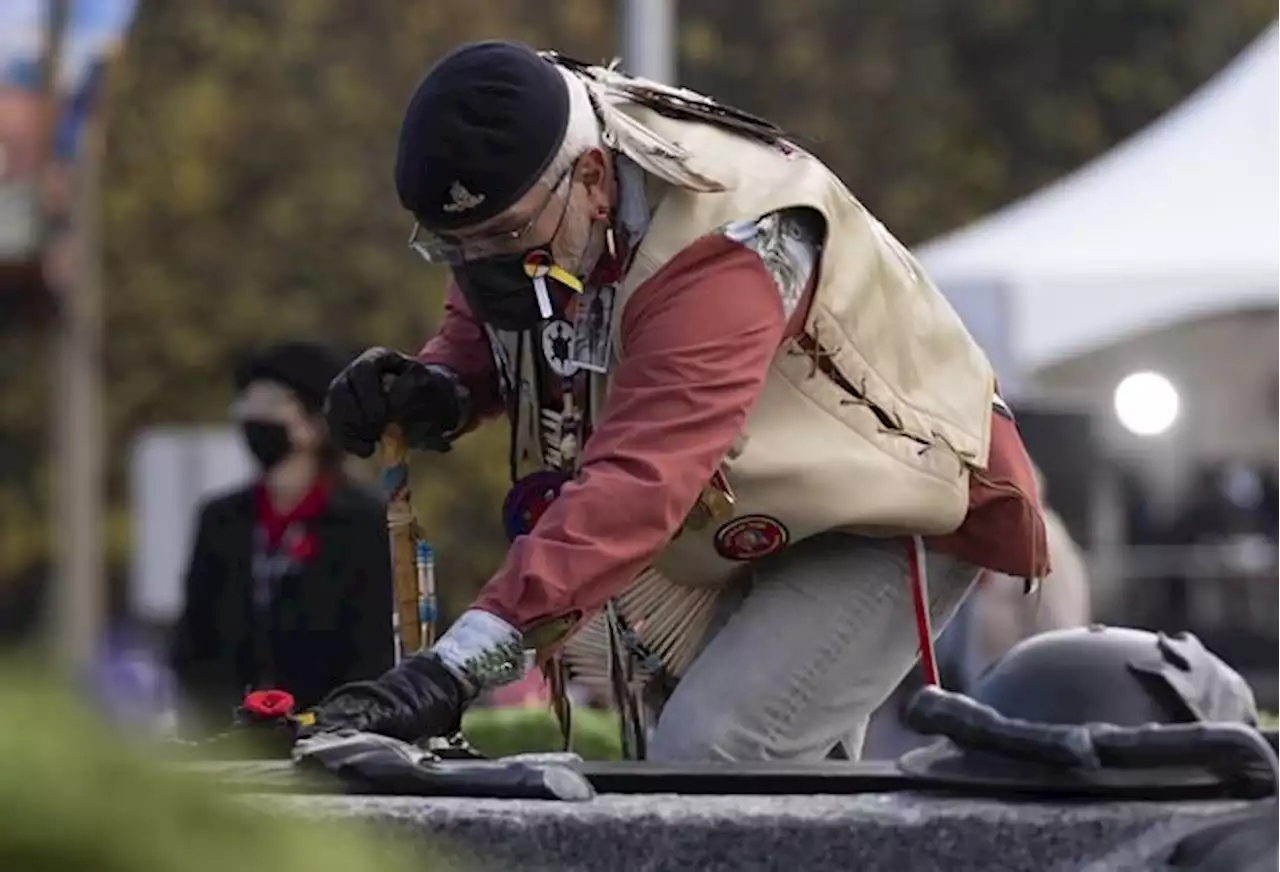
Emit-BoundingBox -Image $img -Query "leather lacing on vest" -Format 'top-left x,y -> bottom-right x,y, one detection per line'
791,329 -> 1048,596
790,331 -> 977,469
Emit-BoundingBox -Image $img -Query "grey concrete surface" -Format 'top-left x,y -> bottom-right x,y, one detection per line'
242,791 -> 1250,872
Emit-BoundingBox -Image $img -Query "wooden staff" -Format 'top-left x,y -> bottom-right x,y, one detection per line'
377,416 -> 505,757
379,424 -> 433,660
379,425 -> 479,757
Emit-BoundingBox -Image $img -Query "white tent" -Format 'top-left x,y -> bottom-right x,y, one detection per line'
918,23 -> 1279,375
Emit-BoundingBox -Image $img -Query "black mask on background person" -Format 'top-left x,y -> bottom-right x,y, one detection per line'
240,421 -> 293,471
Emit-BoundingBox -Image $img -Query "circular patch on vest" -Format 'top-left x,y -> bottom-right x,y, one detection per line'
540,319 -> 578,378
713,514 -> 790,561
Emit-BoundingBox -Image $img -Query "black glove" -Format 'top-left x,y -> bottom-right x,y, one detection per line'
324,347 -> 470,458
302,652 -> 467,744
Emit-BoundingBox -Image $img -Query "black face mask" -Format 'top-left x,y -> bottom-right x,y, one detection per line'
453,252 -> 545,332
240,421 -> 293,472
454,248 -> 583,333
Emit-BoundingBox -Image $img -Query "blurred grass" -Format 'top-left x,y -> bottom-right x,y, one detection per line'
460,706 -> 1277,759
0,659 -> 456,872
461,706 -> 623,761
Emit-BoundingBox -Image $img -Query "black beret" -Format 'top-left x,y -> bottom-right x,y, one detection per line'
395,40 -> 571,231
234,341 -> 349,414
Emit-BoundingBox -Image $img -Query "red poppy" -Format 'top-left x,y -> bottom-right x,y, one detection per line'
287,531 -> 317,562
242,689 -> 296,719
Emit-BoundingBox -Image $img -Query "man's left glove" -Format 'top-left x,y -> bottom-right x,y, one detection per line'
323,347 -> 469,459
302,652 -> 467,744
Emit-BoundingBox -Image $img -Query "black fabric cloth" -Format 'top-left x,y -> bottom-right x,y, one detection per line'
234,341 -> 349,413
395,40 -> 570,229
169,481 -> 395,734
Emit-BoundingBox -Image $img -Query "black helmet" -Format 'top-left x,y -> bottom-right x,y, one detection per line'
898,626 -> 1274,799
969,625 -> 1258,728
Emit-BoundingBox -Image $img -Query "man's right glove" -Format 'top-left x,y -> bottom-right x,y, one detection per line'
299,652 -> 468,744
324,347 -> 471,458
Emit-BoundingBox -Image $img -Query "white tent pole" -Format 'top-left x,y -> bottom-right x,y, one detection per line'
620,0 -> 677,84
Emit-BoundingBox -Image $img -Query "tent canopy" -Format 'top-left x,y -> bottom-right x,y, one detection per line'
918,24 -> 1279,372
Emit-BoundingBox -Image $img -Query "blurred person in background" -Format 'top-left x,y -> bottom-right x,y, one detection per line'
933,501 -> 1091,691
90,623 -> 178,736
1162,460 -> 1278,669
169,341 -> 395,735
961,468 -> 1091,681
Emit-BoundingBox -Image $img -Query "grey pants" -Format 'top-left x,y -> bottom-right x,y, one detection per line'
647,532 -> 980,762
860,592 -> 982,761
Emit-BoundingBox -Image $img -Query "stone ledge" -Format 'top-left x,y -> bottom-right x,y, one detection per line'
246,792 -> 1248,872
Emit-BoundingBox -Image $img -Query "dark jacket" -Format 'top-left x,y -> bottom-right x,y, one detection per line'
169,480 -> 394,732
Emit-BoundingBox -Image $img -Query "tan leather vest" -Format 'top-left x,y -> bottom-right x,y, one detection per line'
493,63 -> 996,590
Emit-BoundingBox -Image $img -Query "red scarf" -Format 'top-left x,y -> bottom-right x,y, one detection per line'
252,477 -> 332,557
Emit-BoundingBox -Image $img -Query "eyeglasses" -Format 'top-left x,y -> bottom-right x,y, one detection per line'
409,165 -> 574,265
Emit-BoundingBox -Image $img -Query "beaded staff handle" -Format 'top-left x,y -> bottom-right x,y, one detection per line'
379,423 -> 475,758
379,424 -> 435,661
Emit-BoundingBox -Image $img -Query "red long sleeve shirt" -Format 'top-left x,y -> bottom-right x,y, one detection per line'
420,234 -> 1047,633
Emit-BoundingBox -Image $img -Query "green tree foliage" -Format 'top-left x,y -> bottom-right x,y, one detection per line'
680,0 -> 1276,241
0,1 -> 1271,618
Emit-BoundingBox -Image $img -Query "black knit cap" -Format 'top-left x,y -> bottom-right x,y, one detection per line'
395,40 -> 571,231
234,341 -> 348,415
